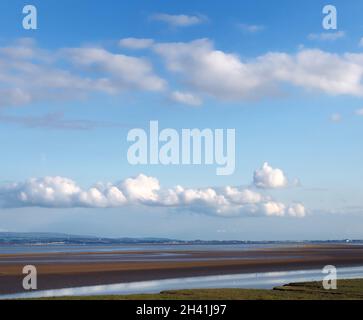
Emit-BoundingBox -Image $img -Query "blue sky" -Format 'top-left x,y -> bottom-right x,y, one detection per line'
0,0 -> 362,240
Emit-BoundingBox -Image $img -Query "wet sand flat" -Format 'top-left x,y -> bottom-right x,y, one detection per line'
1,244 -> 363,295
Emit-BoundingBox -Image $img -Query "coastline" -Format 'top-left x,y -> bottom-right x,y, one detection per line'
30,279 -> 363,300
1,244 -> 363,295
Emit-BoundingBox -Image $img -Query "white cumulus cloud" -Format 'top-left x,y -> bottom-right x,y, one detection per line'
3,38 -> 363,107
121,174 -> 160,202
253,162 -> 288,189
287,203 -> 306,218
153,39 -> 363,100
64,47 -> 166,92
0,173 -> 305,218
0,39 -> 166,107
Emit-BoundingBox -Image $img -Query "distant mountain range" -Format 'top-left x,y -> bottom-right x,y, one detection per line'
0,232 -> 180,245
0,232 -> 362,245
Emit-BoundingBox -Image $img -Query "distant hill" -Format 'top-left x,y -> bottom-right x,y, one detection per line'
0,232 -> 180,245
0,232 -> 362,245
0,232 -> 92,239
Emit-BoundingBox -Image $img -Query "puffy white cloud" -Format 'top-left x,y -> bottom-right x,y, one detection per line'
0,60 -> 108,107
287,203 -> 306,218
153,39 -> 363,100
270,50 -> 363,96
119,38 -> 155,49
170,91 -> 202,106
253,162 -> 288,189
3,176 -> 81,207
78,185 -> 127,208
150,13 -> 205,27
224,186 -> 263,204
3,38 -> 363,107
121,174 -> 160,202
154,39 -> 269,100
1,177 -> 127,208
0,39 -> 165,107
64,47 -> 165,92
261,201 -> 286,217
0,174 -> 305,218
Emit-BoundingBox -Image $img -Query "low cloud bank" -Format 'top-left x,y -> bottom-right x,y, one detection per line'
0,164 -> 305,218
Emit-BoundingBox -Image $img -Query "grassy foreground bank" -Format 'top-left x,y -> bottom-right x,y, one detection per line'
36,279 -> 363,300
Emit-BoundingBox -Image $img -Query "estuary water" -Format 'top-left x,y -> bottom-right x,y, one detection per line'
1,266 -> 363,299
0,242 -> 302,254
